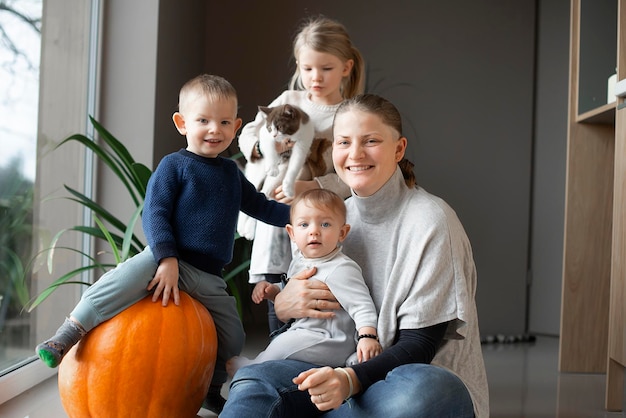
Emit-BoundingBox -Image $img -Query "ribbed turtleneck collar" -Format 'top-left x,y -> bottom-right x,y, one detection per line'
305,92 -> 341,113
350,167 -> 409,224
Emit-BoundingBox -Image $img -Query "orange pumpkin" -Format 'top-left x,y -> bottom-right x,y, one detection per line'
58,291 -> 217,418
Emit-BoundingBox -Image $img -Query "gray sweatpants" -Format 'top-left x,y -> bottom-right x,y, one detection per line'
70,247 -> 244,385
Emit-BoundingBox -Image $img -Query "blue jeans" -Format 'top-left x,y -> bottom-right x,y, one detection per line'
221,360 -> 475,418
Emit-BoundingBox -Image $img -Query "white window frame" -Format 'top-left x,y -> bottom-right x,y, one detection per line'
0,0 -> 100,403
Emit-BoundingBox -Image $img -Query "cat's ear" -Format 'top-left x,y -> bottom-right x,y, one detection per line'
283,105 -> 295,118
291,105 -> 309,123
259,106 -> 272,116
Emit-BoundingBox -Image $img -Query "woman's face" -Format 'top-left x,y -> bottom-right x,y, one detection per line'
332,108 -> 407,197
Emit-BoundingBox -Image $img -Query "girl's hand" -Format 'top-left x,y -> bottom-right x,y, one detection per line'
293,367 -> 359,411
274,267 -> 340,322
275,138 -> 295,154
147,257 -> 180,306
274,180 -> 319,203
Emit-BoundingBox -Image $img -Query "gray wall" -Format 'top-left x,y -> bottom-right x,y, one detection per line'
201,0 -> 543,337
99,0 -> 569,337
529,0 -> 569,335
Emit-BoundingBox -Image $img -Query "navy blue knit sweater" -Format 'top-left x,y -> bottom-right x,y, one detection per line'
142,149 -> 289,276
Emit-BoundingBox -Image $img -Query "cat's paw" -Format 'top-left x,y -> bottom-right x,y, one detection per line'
237,214 -> 256,240
283,183 -> 295,199
267,167 -> 279,177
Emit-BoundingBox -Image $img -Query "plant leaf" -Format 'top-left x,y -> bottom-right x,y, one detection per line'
226,280 -> 243,318
57,133 -> 141,206
64,186 -> 128,233
223,259 -> 251,283
94,217 -> 121,264
131,162 -> 152,198
24,264 -> 115,312
121,202 -> 144,261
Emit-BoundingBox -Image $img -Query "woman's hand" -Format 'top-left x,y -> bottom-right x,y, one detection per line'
274,180 -> 320,203
273,267 -> 340,322
293,366 -> 360,411
147,257 -> 180,306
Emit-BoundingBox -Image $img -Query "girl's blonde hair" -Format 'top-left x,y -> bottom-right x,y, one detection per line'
335,94 -> 417,189
289,16 -> 365,99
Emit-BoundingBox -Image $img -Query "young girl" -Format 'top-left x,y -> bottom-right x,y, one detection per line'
237,16 -> 365,334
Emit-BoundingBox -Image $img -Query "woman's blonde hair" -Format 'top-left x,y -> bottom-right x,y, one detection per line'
289,16 -> 365,99
335,94 -> 417,189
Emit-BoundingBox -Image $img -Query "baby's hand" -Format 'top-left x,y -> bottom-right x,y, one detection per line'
357,337 -> 382,363
251,281 -> 280,304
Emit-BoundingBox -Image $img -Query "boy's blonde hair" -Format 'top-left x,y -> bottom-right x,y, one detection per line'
290,189 -> 347,224
178,74 -> 238,112
289,16 -> 365,99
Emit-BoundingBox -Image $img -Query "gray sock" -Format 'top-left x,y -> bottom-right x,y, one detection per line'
36,318 -> 87,367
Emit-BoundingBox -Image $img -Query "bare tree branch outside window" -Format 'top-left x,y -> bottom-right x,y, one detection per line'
0,0 -> 42,180
0,0 -> 41,71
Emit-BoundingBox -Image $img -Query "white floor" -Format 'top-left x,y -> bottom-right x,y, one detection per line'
2,334 -> 626,417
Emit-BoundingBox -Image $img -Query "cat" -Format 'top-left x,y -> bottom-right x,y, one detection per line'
237,104 -> 315,240
257,104 -> 315,199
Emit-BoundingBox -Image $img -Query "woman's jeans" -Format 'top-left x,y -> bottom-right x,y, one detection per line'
221,359 -> 475,418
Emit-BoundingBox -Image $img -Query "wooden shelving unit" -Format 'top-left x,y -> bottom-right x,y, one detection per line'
606,1 -> 626,409
559,0 -> 626,411
560,0 -> 617,375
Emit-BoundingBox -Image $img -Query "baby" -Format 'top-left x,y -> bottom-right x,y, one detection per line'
228,189 -> 381,375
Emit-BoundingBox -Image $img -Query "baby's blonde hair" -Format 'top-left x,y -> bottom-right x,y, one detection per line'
290,189 -> 347,224
178,74 -> 238,113
289,16 -> 365,99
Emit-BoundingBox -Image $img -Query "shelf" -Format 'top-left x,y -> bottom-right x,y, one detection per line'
576,102 -> 616,124
577,0 -> 618,115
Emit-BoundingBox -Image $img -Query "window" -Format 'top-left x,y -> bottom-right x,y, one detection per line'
0,0 -> 99,403
0,0 -> 43,375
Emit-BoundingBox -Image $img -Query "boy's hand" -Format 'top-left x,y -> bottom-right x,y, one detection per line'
147,257 -> 180,306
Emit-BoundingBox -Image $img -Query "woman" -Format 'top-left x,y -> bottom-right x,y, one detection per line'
221,94 -> 489,417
